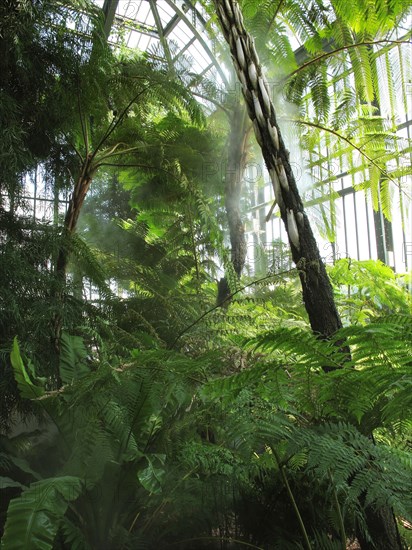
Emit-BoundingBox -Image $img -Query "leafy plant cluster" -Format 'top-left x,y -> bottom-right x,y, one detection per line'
1,280 -> 412,549
1,1 -> 412,549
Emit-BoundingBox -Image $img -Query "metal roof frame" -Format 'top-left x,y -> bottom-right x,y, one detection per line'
101,0 -> 228,87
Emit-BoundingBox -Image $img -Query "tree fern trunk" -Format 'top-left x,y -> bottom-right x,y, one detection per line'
217,103 -> 251,305
357,505 -> 403,550
226,104 -> 250,278
213,0 -> 342,337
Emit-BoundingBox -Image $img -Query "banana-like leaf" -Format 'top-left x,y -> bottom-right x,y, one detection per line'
1,476 -> 83,550
0,452 -> 40,481
10,337 -> 44,400
0,476 -> 26,490
137,454 -> 166,495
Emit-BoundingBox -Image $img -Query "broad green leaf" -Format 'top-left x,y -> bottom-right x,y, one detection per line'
1,476 -> 83,550
137,454 -> 166,495
0,476 -> 26,490
10,338 -> 44,400
0,453 -> 40,480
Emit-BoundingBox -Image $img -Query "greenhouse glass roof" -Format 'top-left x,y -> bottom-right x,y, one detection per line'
95,0 -> 228,87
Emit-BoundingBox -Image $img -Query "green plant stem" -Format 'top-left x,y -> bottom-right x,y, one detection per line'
284,38 -> 411,82
90,85 -> 150,161
271,447 -> 312,550
329,470 -> 346,550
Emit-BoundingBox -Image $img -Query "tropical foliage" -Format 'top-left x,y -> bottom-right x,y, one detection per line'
1,1 -> 411,549
1,284 -> 412,549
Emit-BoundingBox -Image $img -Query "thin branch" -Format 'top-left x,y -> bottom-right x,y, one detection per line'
99,142 -> 123,158
62,132 -> 83,163
77,85 -> 88,156
329,470 -> 346,550
95,145 -> 146,163
95,162 -> 184,183
192,91 -> 229,115
271,446 -> 312,550
95,142 -> 179,163
267,0 -> 286,36
265,199 -> 277,222
296,119 -> 412,200
90,85 -> 150,161
169,268 -> 297,349
96,142 -> 179,165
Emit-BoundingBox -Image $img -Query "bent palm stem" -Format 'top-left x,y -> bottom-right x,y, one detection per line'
213,0 -> 342,338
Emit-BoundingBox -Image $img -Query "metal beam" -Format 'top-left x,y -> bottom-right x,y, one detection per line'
163,14 -> 179,37
148,0 -> 174,72
163,0 -> 229,88
172,35 -> 196,62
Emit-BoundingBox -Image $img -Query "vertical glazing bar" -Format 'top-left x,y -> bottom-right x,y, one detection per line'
33,167 -> 38,222
353,192 -> 360,260
364,194 -> 372,259
341,178 -> 348,258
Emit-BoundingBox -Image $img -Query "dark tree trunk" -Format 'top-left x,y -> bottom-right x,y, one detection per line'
53,155 -> 95,351
213,2 -> 402,548
357,505 -> 403,550
217,103 -> 251,306
225,104 -> 250,278
56,155 -> 95,280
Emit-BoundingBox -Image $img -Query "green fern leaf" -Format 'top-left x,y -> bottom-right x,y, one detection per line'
59,332 -> 90,385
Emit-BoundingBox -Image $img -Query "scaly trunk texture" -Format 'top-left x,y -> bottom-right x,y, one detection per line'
213,2 -> 402,548
217,103 -> 251,305
213,0 -> 341,338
